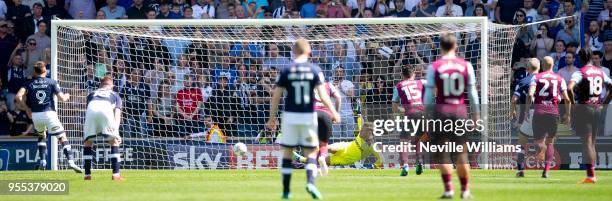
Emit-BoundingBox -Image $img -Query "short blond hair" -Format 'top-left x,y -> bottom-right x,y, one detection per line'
293,38 -> 311,56
527,58 -> 540,72
541,56 -> 554,71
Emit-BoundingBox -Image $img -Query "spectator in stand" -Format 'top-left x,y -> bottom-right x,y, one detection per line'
157,3 -> 172,19
26,21 -> 50,52
515,9 -> 534,50
20,3 -> 47,43
301,0 -> 318,18
95,10 -> 106,19
217,0 -> 233,19
558,41 -> 580,70
0,1 -> 6,21
7,0 -> 31,41
235,3 -> 248,19
326,0 -> 351,18
549,40 -> 566,72
176,77 -> 204,136
557,51 -> 578,82
328,43 -> 360,81
523,0 -> 538,24
0,21 -> 18,90
495,0 -> 521,24
436,0 -> 462,17
593,50 -> 611,74
585,0 -> 603,24
206,75 -> 237,137
11,101 -> 32,136
332,66 -> 356,139
213,57 -> 237,85
101,0 -> 127,19
236,64 -> 258,137
126,0 -> 148,19
389,0 -> 411,17
262,44 -> 291,71
586,20 -> 603,51
151,80 -> 176,137
183,7 -> 195,19
603,40 -> 612,70
120,69 -> 152,137
6,54 -> 26,111
555,18 -> 580,46
530,23 -> 555,60
0,100 -> 13,136
350,0 -> 375,17
599,0 -> 612,21
44,0 -> 73,19
145,58 -> 167,100
193,0 -> 215,19
197,74 -> 213,102
410,0 -> 436,17
538,0 -> 561,20
65,0 -> 96,19
83,64 -> 100,93
19,38 -> 42,77
113,58 -> 128,89
171,54 -> 193,92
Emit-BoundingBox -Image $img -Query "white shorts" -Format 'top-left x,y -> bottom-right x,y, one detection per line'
519,109 -> 534,137
279,112 -> 318,148
83,102 -> 120,141
32,111 -> 65,136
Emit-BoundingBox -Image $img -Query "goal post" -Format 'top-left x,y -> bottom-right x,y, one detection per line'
51,17 -> 516,170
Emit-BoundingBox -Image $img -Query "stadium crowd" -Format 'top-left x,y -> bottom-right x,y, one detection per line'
0,0 -> 609,140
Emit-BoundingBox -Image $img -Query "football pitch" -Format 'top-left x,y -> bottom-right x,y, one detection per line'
1,169 -> 611,201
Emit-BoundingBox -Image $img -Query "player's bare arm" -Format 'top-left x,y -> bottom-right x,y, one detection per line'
266,86 -> 284,130
315,84 -> 341,123
525,85 -> 536,122
15,87 -> 26,107
561,89 -> 571,125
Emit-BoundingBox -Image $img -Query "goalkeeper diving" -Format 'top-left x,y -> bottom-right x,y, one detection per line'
293,122 -> 383,168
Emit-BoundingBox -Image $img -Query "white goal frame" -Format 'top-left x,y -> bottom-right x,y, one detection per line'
50,17 -> 491,170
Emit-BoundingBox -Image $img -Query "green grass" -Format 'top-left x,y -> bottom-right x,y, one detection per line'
1,169 -> 611,201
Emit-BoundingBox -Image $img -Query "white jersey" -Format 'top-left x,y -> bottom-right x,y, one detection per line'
84,89 -> 122,140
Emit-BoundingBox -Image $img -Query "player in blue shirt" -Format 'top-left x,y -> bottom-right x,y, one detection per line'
267,39 -> 340,200
512,58 -> 540,178
15,61 -> 82,172
82,76 -> 124,181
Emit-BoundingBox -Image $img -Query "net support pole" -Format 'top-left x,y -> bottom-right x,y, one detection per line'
479,17 -> 490,170
50,21 -> 59,171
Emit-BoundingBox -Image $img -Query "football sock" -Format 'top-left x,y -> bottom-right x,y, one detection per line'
306,158 -> 317,184
281,159 -> 293,194
61,140 -> 74,162
319,141 -> 328,159
459,176 -> 469,192
84,147 -> 93,176
442,174 -> 453,192
517,152 -> 525,171
37,136 -> 47,166
586,164 -> 595,178
110,146 -> 120,176
544,143 -> 554,172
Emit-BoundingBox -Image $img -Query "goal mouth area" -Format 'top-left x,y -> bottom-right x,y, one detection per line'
49,17 -> 526,170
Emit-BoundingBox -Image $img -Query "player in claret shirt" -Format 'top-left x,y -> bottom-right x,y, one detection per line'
424,33 -> 480,199
568,48 -> 612,184
525,56 -> 571,179
392,65 -> 426,176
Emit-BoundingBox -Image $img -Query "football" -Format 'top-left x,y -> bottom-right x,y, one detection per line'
233,142 -> 248,156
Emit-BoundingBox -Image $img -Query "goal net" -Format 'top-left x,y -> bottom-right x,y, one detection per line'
52,18 -> 518,170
